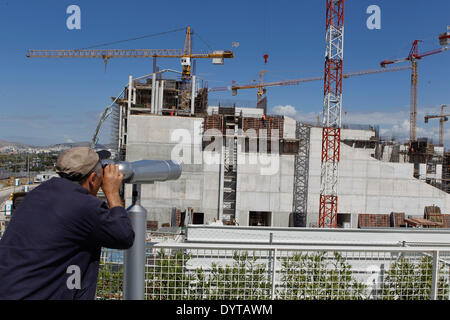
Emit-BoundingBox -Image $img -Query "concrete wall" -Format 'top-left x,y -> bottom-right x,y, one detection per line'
126,114 -> 296,228
236,152 -> 294,227
126,115 -> 220,226
307,127 -> 450,227
235,116 -> 296,227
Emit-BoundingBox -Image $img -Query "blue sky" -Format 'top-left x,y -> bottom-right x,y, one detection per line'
0,0 -> 449,146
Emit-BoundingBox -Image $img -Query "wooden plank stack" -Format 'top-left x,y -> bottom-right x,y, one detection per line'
390,212 -> 406,228
424,205 -> 443,225
358,214 -> 390,228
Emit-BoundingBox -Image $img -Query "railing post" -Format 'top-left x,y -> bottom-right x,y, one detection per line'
271,248 -> 277,300
430,250 -> 439,300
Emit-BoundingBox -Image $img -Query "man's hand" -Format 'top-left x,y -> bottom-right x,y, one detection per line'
101,164 -> 124,209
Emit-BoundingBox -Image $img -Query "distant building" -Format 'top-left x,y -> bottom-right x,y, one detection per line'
34,171 -> 58,183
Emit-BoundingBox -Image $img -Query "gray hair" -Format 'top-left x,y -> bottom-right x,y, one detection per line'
78,161 -> 103,185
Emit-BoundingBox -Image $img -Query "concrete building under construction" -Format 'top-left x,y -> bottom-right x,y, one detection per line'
107,71 -> 450,230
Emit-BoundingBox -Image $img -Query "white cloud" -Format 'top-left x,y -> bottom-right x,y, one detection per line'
272,105 -> 297,117
64,135 -> 74,143
271,105 -> 319,124
344,105 -> 447,145
269,103 -> 450,147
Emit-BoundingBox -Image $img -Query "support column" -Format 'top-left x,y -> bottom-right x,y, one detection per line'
159,80 -> 164,115
191,76 -> 196,115
118,105 -> 123,150
154,80 -> 159,115
430,251 -> 440,300
125,74 -> 133,147
127,75 -> 133,118
218,145 -> 224,222
124,184 -> 147,300
151,74 -> 156,114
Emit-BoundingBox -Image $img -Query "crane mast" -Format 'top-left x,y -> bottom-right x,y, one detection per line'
318,0 -> 345,228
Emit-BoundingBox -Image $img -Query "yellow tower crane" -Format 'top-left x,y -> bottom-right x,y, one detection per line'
26,26 -> 234,79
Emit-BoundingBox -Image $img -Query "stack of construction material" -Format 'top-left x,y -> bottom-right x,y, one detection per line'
203,114 -> 224,133
442,215 -> 450,228
390,212 -> 406,228
358,214 -> 390,228
424,205 -> 443,225
146,221 -> 158,231
242,117 -> 284,138
404,217 -> 442,228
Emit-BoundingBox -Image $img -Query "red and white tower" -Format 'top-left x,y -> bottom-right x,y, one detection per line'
319,0 -> 345,228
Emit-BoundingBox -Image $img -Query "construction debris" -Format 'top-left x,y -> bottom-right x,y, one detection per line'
404,217 -> 443,228
358,214 -> 390,228
390,212 -> 406,228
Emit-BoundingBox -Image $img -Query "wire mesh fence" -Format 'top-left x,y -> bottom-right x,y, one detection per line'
96,249 -> 124,300
97,244 -> 450,300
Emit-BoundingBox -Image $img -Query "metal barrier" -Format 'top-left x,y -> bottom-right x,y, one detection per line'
97,243 -> 450,300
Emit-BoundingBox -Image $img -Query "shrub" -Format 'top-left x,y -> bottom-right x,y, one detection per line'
381,255 -> 449,300
278,252 -> 367,300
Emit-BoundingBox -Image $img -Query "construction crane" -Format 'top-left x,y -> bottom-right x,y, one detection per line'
439,26 -> 450,46
27,26 -> 234,79
381,33 -> 450,142
424,105 -> 449,147
209,66 -> 411,98
318,0 -> 345,228
256,70 -> 268,106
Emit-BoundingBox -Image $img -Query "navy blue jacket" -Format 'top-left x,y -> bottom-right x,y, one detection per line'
0,177 -> 135,300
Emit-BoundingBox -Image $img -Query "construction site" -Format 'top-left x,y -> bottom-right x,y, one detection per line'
23,6 -> 450,231
4,0 -> 450,303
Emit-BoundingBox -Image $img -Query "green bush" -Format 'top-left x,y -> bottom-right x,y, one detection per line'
381,256 -> 449,300
200,251 -> 272,300
146,250 -> 271,300
146,249 -> 194,300
96,263 -> 123,300
278,251 -> 367,300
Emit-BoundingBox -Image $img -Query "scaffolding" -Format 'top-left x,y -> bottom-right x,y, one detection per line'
292,123 -> 311,227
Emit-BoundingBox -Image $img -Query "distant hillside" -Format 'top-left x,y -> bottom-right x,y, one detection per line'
0,138 -> 31,148
51,141 -> 91,148
0,139 -> 112,153
51,141 -> 111,149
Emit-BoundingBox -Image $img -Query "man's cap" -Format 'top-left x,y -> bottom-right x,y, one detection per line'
56,147 -> 111,181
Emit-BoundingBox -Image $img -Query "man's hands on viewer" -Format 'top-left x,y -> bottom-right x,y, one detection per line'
101,164 -> 124,209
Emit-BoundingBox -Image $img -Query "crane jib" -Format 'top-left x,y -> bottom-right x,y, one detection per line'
26,49 -> 234,59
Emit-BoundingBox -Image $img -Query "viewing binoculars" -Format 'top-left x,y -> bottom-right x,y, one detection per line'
101,160 -> 182,184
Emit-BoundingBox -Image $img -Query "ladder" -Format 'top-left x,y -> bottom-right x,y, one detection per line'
222,128 -> 238,223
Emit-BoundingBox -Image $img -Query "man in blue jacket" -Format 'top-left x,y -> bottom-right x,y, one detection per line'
0,147 -> 135,299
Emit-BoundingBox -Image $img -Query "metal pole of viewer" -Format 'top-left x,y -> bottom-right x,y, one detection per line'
124,184 -> 148,300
